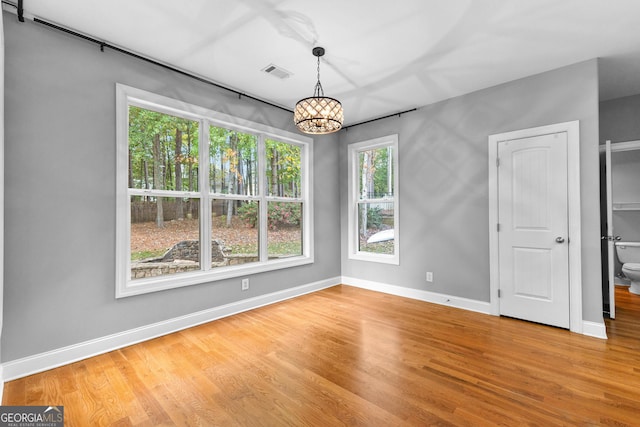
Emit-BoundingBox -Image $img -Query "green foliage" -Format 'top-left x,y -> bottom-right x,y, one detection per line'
128,106 -> 199,191
266,139 -> 301,197
131,248 -> 167,261
209,126 -> 258,195
238,202 -> 301,230
267,241 -> 302,256
129,112 -> 302,198
268,202 -> 301,229
221,241 -> 301,257
359,146 -> 394,198
366,206 -> 383,229
237,202 -> 259,227
359,240 -> 394,255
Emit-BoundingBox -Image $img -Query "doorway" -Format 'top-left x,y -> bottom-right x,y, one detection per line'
488,121 -> 583,333
600,139 -> 640,319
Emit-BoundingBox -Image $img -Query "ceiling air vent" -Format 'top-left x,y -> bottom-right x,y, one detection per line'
262,64 -> 292,79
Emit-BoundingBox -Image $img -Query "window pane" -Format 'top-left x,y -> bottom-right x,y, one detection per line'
358,146 -> 394,199
130,196 -> 201,279
266,139 -> 301,198
267,201 -> 302,258
128,106 -> 199,191
358,202 -> 394,254
213,199 -> 260,267
209,126 -> 258,196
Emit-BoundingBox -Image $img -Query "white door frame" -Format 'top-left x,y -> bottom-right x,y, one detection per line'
599,139 -> 640,319
488,121 -> 583,334
605,140 -> 615,319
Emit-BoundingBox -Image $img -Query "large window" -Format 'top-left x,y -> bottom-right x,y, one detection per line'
347,135 -> 399,264
116,84 -> 313,297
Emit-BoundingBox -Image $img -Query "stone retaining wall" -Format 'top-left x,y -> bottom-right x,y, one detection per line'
131,254 -> 260,279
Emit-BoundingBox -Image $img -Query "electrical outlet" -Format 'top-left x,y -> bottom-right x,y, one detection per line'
426,272 -> 433,282
241,278 -> 249,291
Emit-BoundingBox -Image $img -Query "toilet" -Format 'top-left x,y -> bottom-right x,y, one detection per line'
615,241 -> 640,295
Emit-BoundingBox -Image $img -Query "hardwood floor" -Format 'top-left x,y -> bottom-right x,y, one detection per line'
4,284 -> 640,426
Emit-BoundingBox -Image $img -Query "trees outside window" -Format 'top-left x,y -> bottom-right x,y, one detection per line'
347,135 -> 399,264
116,85 -> 313,297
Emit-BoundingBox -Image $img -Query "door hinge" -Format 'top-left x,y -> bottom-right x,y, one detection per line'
496,157 -> 500,167
497,223 -> 501,232
498,289 -> 501,298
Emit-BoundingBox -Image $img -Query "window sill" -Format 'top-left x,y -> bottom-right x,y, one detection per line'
348,252 -> 399,265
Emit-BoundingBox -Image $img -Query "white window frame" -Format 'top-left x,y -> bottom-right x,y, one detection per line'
116,84 -> 313,298
347,134 -> 399,264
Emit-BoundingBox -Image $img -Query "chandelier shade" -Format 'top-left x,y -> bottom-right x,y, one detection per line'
294,47 -> 343,135
294,96 -> 343,134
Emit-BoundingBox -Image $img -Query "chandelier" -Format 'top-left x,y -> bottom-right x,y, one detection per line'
294,47 -> 343,134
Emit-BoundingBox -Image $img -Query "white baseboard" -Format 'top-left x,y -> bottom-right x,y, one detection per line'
342,276 -> 492,315
2,277 -> 341,381
582,320 -> 608,339
343,276 -> 609,340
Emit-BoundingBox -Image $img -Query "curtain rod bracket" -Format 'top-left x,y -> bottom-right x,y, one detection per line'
17,0 -> 24,22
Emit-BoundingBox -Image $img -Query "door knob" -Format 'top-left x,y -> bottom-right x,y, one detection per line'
555,237 -> 565,243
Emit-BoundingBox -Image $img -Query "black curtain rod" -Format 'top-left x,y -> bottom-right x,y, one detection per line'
6,6 -> 423,132
343,108 -> 418,131
30,17 -> 293,114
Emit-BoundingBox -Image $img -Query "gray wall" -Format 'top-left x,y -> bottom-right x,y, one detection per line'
600,94 -> 640,143
339,59 -> 603,323
2,15 -> 341,361
2,11 -> 605,363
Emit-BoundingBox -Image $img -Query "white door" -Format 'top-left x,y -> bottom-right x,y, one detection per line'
497,132 -> 570,328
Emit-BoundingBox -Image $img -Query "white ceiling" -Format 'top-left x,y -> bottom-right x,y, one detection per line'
15,0 -> 640,125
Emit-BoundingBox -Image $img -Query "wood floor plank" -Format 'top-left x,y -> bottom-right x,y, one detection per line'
4,284 -> 640,426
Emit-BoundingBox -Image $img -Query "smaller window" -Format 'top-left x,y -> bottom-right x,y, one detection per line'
347,135 -> 399,264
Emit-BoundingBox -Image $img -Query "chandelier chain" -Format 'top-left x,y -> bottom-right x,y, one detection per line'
314,55 -> 324,97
